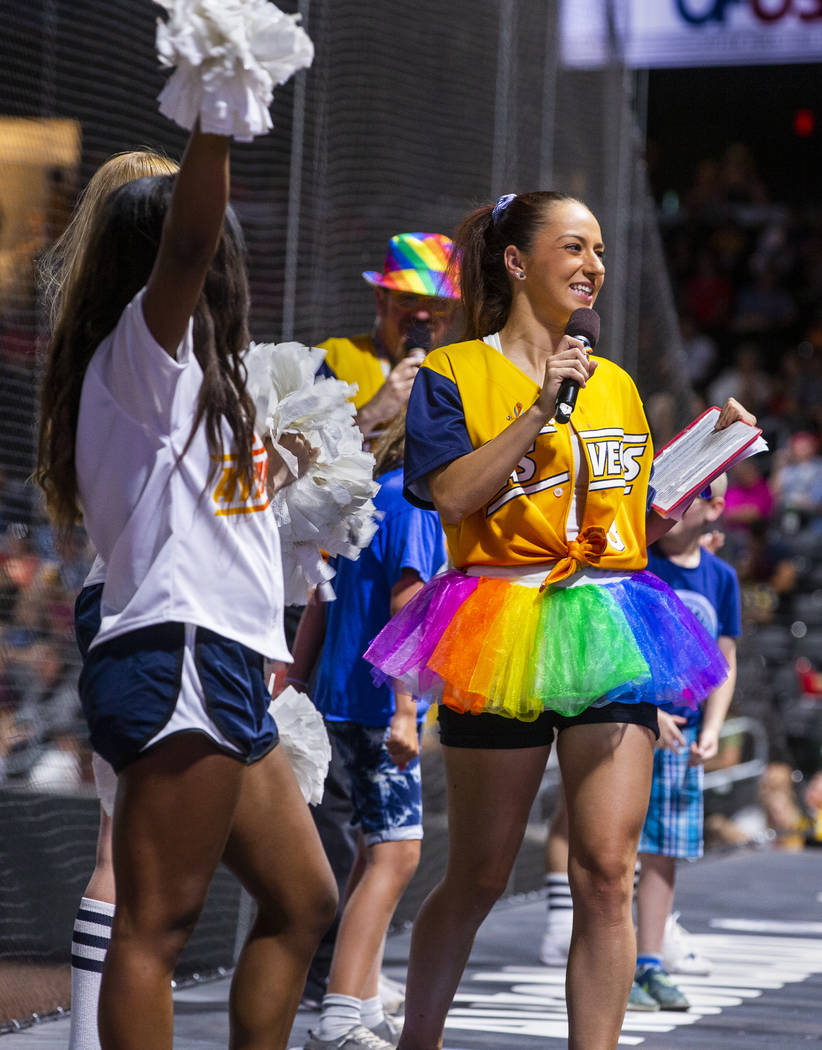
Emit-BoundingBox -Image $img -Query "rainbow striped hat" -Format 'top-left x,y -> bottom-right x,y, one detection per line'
362,232 -> 459,299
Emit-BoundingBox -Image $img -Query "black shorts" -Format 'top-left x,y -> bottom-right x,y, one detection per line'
438,701 -> 659,750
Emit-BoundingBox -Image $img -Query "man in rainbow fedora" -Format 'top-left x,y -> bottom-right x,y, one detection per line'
319,232 -> 459,439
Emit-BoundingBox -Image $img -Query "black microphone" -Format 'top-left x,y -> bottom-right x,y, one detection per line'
403,320 -> 433,357
554,307 -> 600,425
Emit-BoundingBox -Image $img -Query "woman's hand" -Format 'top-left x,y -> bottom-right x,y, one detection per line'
715,396 -> 756,430
656,710 -> 687,751
265,433 -> 318,496
535,337 -> 597,417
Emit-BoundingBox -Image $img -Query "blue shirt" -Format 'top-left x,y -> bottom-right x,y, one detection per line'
647,547 -> 741,723
313,467 -> 447,726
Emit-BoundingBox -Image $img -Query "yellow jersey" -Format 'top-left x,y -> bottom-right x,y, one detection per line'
403,338 -> 654,583
318,334 -> 389,410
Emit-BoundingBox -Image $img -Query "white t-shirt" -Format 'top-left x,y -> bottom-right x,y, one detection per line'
83,553 -> 107,589
76,289 -> 289,661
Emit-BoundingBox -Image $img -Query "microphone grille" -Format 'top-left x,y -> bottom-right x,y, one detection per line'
566,307 -> 600,349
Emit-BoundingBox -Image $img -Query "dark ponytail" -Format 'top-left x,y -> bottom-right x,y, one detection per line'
451,191 -> 579,340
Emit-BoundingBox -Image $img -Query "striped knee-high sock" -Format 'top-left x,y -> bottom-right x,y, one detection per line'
69,897 -> 114,1050
544,873 -> 573,937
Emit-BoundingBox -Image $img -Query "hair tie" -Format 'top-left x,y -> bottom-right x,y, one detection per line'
491,193 -> 516,224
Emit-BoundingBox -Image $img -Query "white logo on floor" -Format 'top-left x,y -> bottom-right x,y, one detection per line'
444,931 -> 822,1045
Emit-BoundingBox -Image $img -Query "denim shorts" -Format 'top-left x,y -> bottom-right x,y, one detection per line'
327,720 -> 423,845
639,724 -> 703,860
438,700 -> 659,749
79,620 -> 278,773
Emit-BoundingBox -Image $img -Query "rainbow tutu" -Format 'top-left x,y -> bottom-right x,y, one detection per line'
365,568 -> 728,721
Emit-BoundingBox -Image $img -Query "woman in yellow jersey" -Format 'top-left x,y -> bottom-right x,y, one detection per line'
366,191 -> 753,1050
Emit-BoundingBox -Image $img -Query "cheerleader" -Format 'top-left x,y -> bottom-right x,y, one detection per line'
36,121 -> 336,1050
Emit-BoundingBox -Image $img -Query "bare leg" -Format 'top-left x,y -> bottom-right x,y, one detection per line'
540,787 -> 573,964
558,722 -> 655,1050
85,807 -> 116,904
99,735 -> 247,1050
69,806 -> 116,1050
223,745 -> 338,1050
636,852 -> 676,958
544,788 -> 569,873
397,743 -> 550,1050
327,838 -> 420,999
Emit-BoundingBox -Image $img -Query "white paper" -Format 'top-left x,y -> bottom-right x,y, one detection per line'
652,408 -> 768,516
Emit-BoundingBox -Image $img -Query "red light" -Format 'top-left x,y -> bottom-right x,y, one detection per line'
794,108 -> 815,138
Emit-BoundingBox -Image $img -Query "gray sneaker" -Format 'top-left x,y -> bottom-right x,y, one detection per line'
635,967 -> 691,1011
304,1023 -> 395,1050
370,1014 -> 401,1046
627,979 -> 660,1012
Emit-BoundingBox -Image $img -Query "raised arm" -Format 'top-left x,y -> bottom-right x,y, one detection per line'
142,124 -> 230,357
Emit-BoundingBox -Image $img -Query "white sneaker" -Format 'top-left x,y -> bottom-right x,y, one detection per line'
662,912 -> 711,976
370,1014 -> 400,1047
539,925 -> 570,967
377,973 -> 405,1016
304,1023 -> 394,1050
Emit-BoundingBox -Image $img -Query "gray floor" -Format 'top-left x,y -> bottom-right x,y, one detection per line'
4,848 -> 822,1048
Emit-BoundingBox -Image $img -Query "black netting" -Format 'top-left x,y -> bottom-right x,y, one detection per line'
0,0 -> 688,1029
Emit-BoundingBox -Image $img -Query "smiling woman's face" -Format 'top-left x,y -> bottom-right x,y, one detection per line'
516,200 -> 606,330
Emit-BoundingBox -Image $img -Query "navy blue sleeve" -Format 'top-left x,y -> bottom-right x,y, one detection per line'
646,463 -> 656,514
403,366 -> 474,509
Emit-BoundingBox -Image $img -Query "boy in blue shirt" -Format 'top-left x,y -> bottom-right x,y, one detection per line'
633,474 -> 741,1011
286,414 -> 447,1050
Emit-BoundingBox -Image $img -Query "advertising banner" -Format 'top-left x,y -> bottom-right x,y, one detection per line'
561,0 -> 822,68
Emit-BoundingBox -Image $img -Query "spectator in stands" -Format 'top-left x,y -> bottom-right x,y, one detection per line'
26,710 -> 85,792
707,344 -> 772,418
679,312 -> 717,390
718,142 -> 769,207
683,158 -> 724,217
709,221 -> 749,285
735,518 -> 797,627
724,459 -> 774,534
732,263 -> 796,335
684,248 -> 733,332
771,431 -> 822,534
0,467 -> 33,536
318,233 -> 459,440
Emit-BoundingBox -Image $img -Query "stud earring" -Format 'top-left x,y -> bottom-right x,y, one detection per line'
517,271 -> 526,280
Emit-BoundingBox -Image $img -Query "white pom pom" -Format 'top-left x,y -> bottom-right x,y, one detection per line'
268,685 -> 330,805
155,0 -> 314,141
244,341 -> 382,606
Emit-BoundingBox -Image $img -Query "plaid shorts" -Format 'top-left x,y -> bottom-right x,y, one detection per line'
638,724 -> 703,860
